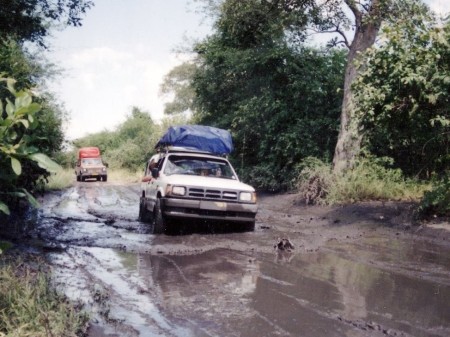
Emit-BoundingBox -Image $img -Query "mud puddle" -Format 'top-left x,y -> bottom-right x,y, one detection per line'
16,183 -> 450,336
48,239 -> 450,337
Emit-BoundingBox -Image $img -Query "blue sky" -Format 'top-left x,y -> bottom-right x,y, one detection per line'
45,0 -> 450,140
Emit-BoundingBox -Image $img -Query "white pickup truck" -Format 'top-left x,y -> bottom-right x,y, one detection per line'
138,147 -> 258,234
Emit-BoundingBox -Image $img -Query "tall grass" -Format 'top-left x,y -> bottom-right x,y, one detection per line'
0,256 -> 89,337
296,156 -> 430,205
44,169 -> 75,190
107,168 -> 142,184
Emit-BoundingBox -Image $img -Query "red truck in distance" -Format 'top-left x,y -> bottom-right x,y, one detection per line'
75,147 -> 108,182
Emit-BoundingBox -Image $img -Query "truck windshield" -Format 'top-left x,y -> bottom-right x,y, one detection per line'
164,155 -> 236,179
81,158 -> 103,165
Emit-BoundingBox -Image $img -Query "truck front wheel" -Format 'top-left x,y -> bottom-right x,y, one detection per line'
138,198 -> 152,223
151,198 -> 167,234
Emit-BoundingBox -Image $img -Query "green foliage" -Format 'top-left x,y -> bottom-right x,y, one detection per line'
296,155 -> 428,205
0,78 -> 60,214
418,174 -> 450,217
354,9 -> 450,177
0,0 -> 93,48
0,256 -> 89,336
73,107 -> 162,171
0,38 -> 67,194
190,0 -> 345,190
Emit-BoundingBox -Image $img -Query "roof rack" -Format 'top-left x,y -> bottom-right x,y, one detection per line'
156,146 -> 228,157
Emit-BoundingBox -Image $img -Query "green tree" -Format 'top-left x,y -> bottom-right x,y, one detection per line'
190,0 -> 345,189
0,0 -> 93,48
353,10 -> 449,177
304,0 -> 430,174
195,0 -> 430,175
160,62 -> 197,116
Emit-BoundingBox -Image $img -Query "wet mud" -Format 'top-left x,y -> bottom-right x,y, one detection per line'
4,181 -> 450,336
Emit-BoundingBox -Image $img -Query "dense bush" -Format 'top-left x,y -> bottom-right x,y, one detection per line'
418,174 -> 450,217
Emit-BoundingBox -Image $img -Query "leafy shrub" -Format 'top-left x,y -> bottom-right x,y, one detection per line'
418,175 -> 450,217
296,155 -> 428,205
0,78 -> 60,215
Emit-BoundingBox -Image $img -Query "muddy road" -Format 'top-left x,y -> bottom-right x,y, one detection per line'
17,181 -> 450,336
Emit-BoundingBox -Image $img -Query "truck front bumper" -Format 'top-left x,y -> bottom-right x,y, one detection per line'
161,197 -> 258,223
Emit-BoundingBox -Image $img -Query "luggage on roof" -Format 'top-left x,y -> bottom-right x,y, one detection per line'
155,125 -> 233,155
78,147 -> 100,159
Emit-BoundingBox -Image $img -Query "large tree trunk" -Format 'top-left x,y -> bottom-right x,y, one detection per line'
332,0 -> 384,174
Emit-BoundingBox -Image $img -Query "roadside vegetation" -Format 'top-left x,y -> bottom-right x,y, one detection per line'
0,252 -> 89,337
296,156 -> 431,205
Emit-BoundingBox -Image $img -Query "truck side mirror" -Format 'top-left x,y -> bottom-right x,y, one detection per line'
151,168 -> 159,178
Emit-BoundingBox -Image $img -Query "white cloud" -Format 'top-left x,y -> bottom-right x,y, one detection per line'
427,0 -> 450,15
51,46 -> 185,140
44,0 -> 212,141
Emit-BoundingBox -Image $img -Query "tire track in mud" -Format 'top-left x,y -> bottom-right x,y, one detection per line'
50,246 -> 200,337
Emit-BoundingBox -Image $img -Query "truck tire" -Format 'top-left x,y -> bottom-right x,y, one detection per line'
138,198 -> 152,223
102,175 -> 107,182
81,176 -> 85,182
151,198 -> 167,234
76,175 -> 80,182
243,221 -> 255,232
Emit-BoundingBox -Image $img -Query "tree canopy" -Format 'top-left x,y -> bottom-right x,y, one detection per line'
187,0 -> 346,190
0,0 -> 93,48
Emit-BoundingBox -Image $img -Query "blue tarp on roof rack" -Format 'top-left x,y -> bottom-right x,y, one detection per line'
155,125 -> 234,154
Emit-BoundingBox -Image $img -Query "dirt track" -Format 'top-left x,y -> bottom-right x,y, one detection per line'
3,181 -> 450,337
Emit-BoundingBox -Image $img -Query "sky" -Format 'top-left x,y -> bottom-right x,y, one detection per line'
45,0 -> 450,141
45,0 -> 212,140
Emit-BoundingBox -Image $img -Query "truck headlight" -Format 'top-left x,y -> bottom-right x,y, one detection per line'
82,168 -> 87,172
240,192 -> 255,202
171,186 -> 186,196
102,167 -> 106,172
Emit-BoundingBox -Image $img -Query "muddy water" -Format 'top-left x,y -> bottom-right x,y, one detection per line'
32,183 -> 450,337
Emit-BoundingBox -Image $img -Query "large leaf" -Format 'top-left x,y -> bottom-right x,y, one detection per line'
15,92 -> 32,109
6,78 -> 16,95
27,103 -> 41,114
29,153 -> 61,172
11,157 -> 22,175
0,201 -> 10,215
21,189 -> 39,208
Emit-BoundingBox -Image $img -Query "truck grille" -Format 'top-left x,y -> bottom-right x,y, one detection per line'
188,188 -> 238,201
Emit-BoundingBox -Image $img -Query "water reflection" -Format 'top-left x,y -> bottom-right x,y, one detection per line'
129,242 -> 450,337
51,238 -> 450,337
